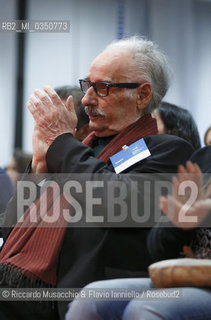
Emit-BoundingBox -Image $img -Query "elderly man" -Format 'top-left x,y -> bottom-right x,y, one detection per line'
0,36 -> 194,320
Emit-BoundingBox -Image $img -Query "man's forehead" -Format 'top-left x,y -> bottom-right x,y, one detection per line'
88,50 -> 133,81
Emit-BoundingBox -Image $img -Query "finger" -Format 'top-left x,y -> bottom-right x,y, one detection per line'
159,196 -> 170,215
194,163 -> 202,174
193,164 -> 204,199
192,199 -> 211,226
186,162 -> 198,184
27,101 -> 41,122
172,176 -> 179,199
66,95 -> 75,112
159,196 -> 167,211
160,195 -> 200,229
186,162 -> 200,184
178,164 -> 188,186
29,94 -> 54,128
66,96 -> 78,131
178,163 -> 196,202
186,161 -> 195,173
34,88 -> 53,109
172,176 -> 186,204
160,195 -> 182,224
185,161 -> 198,195
178,164 -> 186,174
43,85 -> 63,108
195,198 -> 211,211
186,162 -> 203,199
173,174 -> 189,204
160,195 -> 176,213
29,94 -> 45,116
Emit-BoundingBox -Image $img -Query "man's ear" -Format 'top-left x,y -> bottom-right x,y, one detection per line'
136,83 -> 152,110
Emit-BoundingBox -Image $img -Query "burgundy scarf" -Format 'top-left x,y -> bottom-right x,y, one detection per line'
0,184 -> 71,286
84,114 -> 158,162
0,114 -> 157,287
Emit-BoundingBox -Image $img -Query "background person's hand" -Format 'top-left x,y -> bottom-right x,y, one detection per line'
160,161 -> 211,229
27,86 -> 77,173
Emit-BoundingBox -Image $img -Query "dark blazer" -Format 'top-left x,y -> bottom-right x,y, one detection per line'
45,133 -> 194,319
190,145 -> 211,174
2,133 -> 194,319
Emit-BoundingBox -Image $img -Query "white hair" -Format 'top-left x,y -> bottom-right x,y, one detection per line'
104,36 -> 172,113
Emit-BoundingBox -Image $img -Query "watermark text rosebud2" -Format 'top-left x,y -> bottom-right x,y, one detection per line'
3,173 -> 205,228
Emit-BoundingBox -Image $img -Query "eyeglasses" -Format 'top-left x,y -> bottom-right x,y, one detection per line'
79,79 -> 141,97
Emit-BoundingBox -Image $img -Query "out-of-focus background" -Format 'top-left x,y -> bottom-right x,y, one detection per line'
0,0 -> 211,167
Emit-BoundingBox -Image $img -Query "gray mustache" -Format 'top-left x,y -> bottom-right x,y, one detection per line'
84,106 -> 106,117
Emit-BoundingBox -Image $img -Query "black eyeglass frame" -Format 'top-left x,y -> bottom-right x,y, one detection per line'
79,79 -> 142,97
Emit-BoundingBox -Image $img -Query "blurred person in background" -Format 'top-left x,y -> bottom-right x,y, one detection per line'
153,102 -> 201,150
6,149 -> 32,188
74,104 -> 91,141
54,85 -> 83,109
204,126 -> 211,146
55,85 -> 91,141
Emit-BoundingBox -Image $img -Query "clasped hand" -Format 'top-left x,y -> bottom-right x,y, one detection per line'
160,161 -> 211,229
27,85 -> 77,173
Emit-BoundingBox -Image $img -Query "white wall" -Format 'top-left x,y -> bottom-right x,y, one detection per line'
193,0 -> 211,142
149,0 -> 211,145
0,0 -> 17,167
1,0 -> 211,166
23,0 -> 118,152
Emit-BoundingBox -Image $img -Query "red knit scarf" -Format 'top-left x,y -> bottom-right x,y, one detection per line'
0,184 -> 71,286
0,114 -> 157,287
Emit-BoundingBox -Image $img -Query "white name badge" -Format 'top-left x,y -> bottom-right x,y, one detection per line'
110,138 -> 151,174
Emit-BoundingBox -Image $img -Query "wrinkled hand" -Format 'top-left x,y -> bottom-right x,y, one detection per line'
27,86 -> 77,173
160,161 -> 211,229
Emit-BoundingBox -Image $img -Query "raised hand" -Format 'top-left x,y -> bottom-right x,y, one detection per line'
27,86 -> 78,173
160,161 -> 211,229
